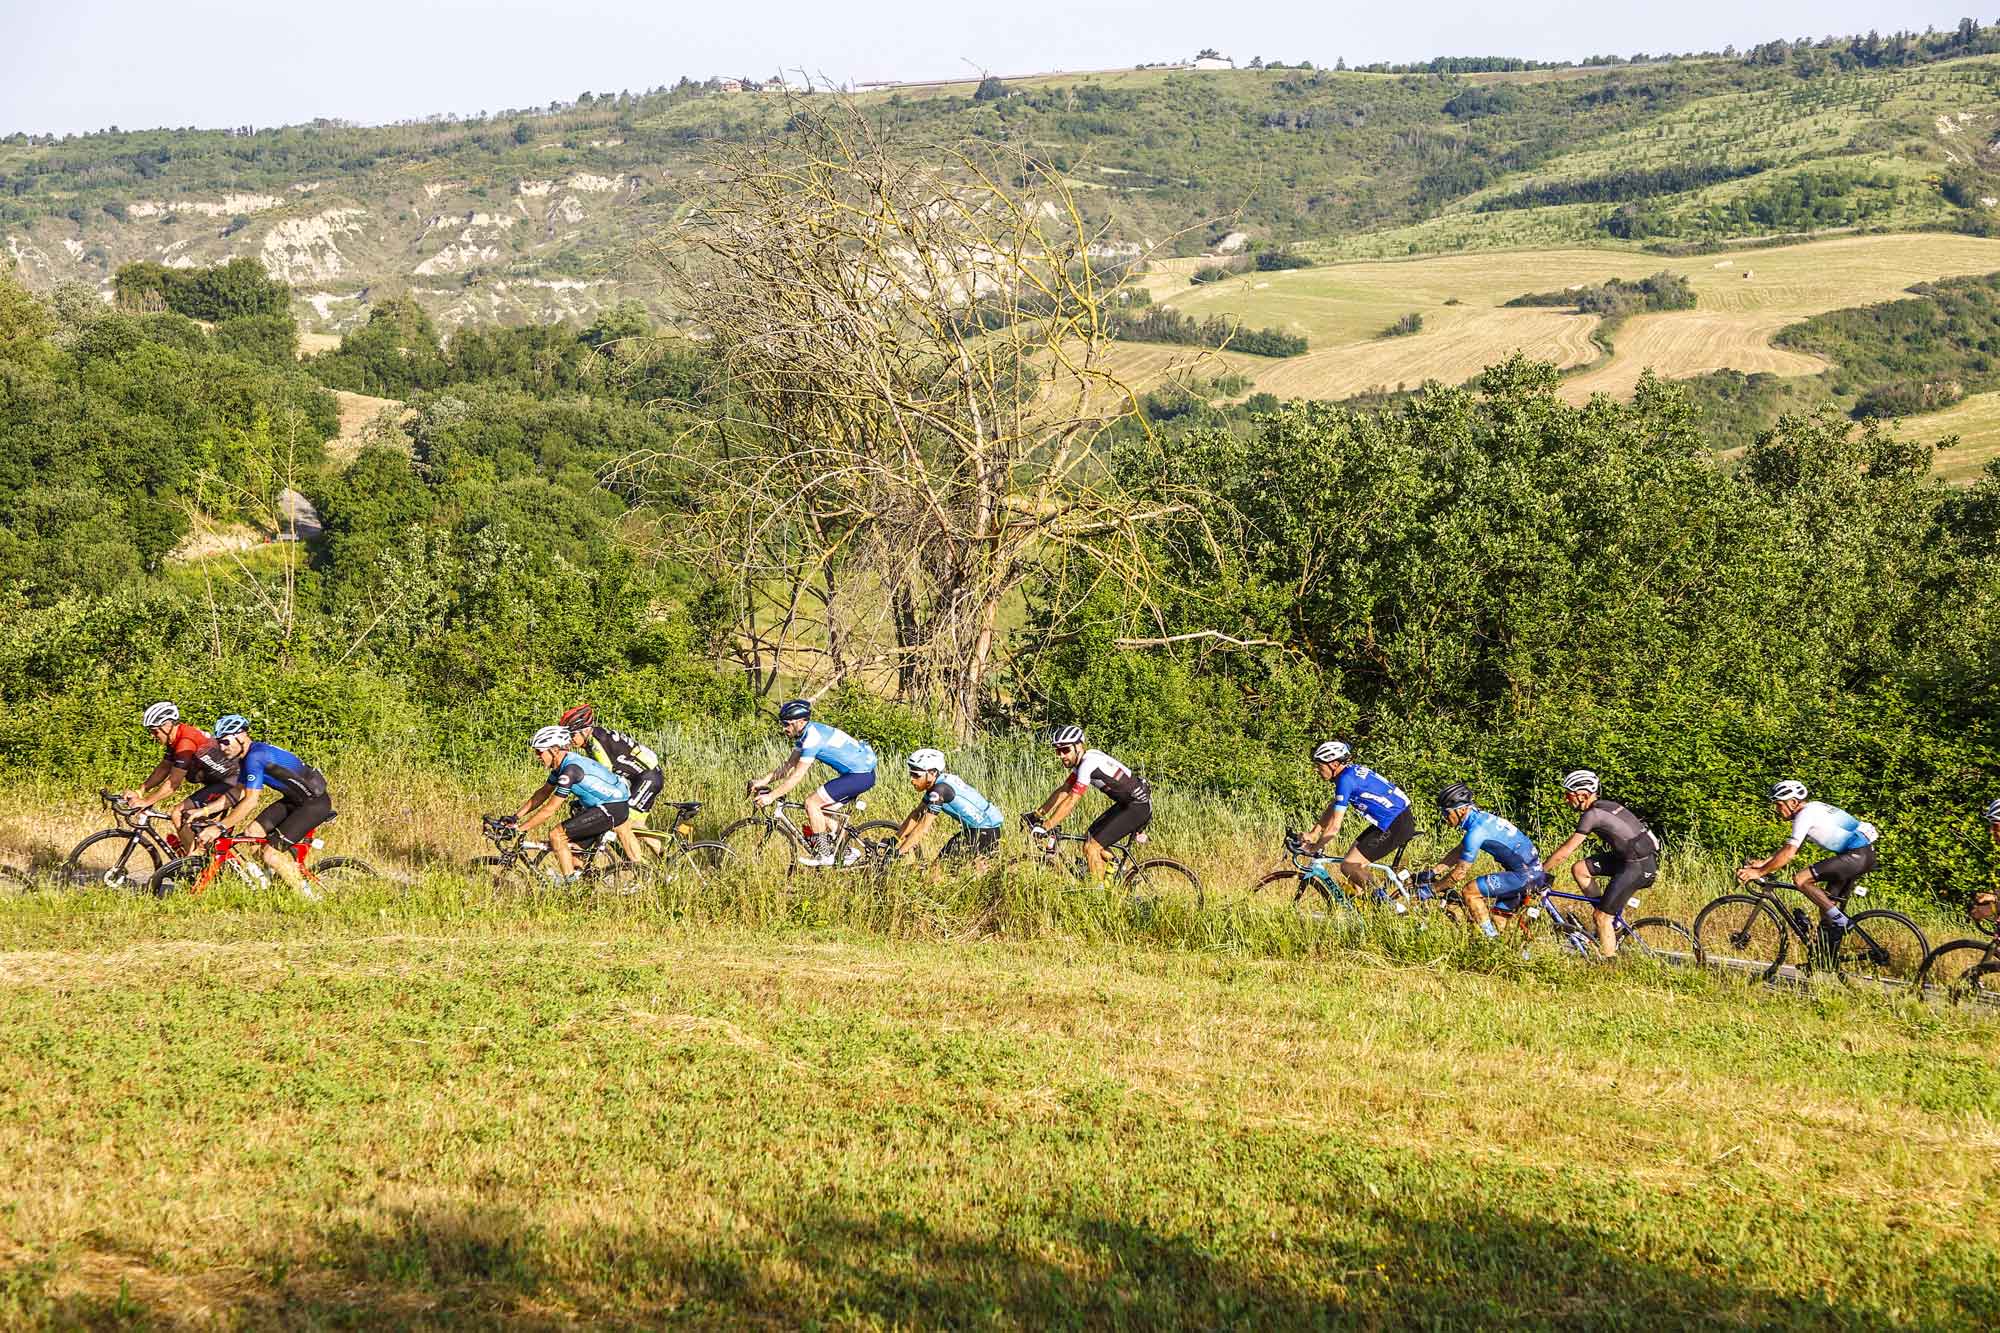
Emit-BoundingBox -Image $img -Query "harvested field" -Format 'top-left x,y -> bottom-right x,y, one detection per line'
1900,391 -> 2000,483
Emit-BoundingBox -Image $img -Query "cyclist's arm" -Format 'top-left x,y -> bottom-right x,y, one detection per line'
1305,801 -> 1345,854
1037,787 -> 1081,829
128,757 -> 181,807
1740,843 -> 1799,879
517,785 -> 562,830
217,785 -> 262,834
758,752 -> 809,799
896,806 -> 935,853
1542,831 -> 1587,872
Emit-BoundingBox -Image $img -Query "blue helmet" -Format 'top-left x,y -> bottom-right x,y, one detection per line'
213,714 -> 250,739
777,699 -> 812,722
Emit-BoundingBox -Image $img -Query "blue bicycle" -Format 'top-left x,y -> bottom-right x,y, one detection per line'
1252,830 -> 1433,918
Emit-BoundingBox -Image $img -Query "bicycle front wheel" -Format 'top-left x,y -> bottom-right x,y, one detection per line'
150,854 -> 215,898
1125,858 -> 1203,912
1918,939 -> 2000,1005
62,829 -> 161,892
1622,916 -> 1696,965
1833,910 -> 1928,990
1251,869 -> 1341,918
311,857 -> 384,893
838,820 -> 903,873
657,841 -> 735,887
1692,895 -> 1789,982
717,816 -> 800,877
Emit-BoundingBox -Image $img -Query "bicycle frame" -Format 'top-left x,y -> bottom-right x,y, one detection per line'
100,789 -> 186,854
1030,829 -> 1134,882
180,828 -> 322,894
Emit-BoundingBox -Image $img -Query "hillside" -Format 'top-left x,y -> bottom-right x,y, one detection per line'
7,32 -> 2000,332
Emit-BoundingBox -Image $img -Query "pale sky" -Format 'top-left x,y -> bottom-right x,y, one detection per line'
2,0 -> 1979,135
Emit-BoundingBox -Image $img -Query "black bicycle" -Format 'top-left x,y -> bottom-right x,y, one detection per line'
1018,819 -> 1203,910
61,789 -> 189,891
718,789 -> 901,877
470,814 -> 651,895
1692,875 -> 1928,988
1914,908 -> 2000,1006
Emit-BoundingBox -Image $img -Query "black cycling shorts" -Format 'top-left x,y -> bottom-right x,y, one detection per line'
941,827 -> 1001,859
1810,844 -> 1877,899
1350,806 -> 1418,865
1087,801 -> 1152,849
561,801 -> 629,844
1583,852 -> 1658,918
626,769 -> 663,814
178,783 -> 233,813
254,793 -> 337,851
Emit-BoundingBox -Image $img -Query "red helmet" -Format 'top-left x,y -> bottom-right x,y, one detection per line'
559,703 -> 595,729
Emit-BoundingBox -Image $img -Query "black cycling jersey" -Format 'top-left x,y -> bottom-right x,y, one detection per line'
589,727 -> 660,781
185,742 -> 239,790
1576,798 -> 1660,862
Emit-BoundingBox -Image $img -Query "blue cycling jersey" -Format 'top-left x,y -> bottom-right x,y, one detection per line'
548,753 -> 631,808
796,721 -> 877,775
923,773 -> 1004,830
1332,764 -> 1411,830
237,741 -> 326,802
1457,807 -> 1539,872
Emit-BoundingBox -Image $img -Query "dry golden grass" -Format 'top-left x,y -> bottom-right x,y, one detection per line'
1899,390 -> 2000,483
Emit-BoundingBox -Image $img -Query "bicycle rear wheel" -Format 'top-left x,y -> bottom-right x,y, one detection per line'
1622,916 -> 1696,965
1125,858 -> 1203,912
1833,910 -> 1928,990
467,854 -> 543,896
1692,895 -> 1789,982
588,863 -> 649,898
62,830 -> 161,892
1918,940 -> 2000,1005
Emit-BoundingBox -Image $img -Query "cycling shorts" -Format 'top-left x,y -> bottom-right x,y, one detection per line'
253,793 -> 337,851
940,827 -> 1001,859
1351,806 -> 1417,865
177,783 -> 233,813
1809,844 -> 1876,899
820,770 -> 876,806
1087,800 -> 1152,849
626,769 -> 663,814
1583,852 -> 1657,918
1475,864 -> 1548,907
562,801 -> 629,844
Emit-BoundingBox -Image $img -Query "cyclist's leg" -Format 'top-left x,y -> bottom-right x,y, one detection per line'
257,794 -> 332,895
812,771 -> 875,852
617,772 -> 660,860
1800,846 -> 1873,922
1084,802 -> 1150,886
173,783 -> 226,850
556,803 -> 618,878
1591,855 -> 1655,957
1341,807 -> 1416,891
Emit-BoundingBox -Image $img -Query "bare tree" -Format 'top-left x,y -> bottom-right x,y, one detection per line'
619,99 -> 1212,737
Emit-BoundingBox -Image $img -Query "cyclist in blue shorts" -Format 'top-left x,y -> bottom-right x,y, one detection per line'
749,699 -> 878,867
892,748 -> 1004,864
1424,781 -> 1547,939
1300,740 -> 1416,892
512,724 -> 633,880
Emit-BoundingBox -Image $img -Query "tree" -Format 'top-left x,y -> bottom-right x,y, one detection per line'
973,76 -> 1011,102
513,121 -> 532,144
624,101 -> 1201,734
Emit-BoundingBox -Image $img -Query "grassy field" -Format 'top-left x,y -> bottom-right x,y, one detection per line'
1901,390 -> 2000,483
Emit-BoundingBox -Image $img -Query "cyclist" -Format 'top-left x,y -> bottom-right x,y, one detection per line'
1425,781 -> 1546,939
893,748 -> 1004,864
198,715 -> 336,899
168,729 -> 241,856
513,724 -> 635,879
123,702 -> 210,814
1538,769 -> 1662,960
1029,726 -> 1150,889
1735,779 -> 1873,940
748,699 -> 878,867
1977,796 -> 2000,927
560,704 -> 663,841
1299,740 -> 1416,892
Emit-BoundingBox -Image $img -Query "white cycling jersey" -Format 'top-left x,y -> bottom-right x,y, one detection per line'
1784,801 -> 1877,855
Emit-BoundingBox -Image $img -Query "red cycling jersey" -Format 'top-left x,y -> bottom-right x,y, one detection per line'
161,723 -> 211,772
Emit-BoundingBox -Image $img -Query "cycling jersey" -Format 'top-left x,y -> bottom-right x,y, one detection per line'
923,774 -> 1004,830
1067,749 -> 1150,806
161,723 -> 210,772
586,727 -> 660,781
1784,801 -> 1877,855
1331,764 -> 1410,831
796,722 -> 876,775
185,741 -> 239,791
547,753 -> 630,808
1457,807 -> 1539,872
1575,798 -> 1660,862
237,741 -> 327,803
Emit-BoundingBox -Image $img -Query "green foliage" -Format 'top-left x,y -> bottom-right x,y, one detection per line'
1481,160 -> 1769,213
1252,249 -> 1312,272
1377,312 -> 1423,339
1780,271 -> 2000,419
209,312 -> 299,366
112,257 -> 290,322
1107,305 -> 1307,357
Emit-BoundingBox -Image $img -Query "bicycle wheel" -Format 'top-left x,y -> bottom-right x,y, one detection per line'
1251,869 -> 1340,917
61,830 -> 161,892
1918,940 -> 2000,1005
1833,910 -> 1929,990
588,863 -> 649,898
656,841 -> 735,887
311,857 -> 383,892
1692,895 -> 1789,982
150,854 -> 215,898
835,820 -> 903,872
1622,916 -> 1696,965
717,816 -> 802,876
1124,858 -> 1203,911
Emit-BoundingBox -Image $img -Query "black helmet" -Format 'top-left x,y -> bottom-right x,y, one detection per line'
1436,781 -> 1474,813
777,699 -> 812,723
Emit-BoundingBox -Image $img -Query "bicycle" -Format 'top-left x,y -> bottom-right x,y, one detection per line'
148,818 -> 378,898
1017,820 -> 1203,910
1514,883 -> 1695,962
61,789 -> 190,890
468,814 -> 661,895
1251,831 -> 1429,919
718,789 -> 900,877
1914,904 -> 2000,1006
1692,875 -> 1928,988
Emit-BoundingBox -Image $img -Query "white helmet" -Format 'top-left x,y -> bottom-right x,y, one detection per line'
907,747 -> 947,774
1311,740 -> 1350,765
1983,796 -> 2000,823
1770,779 -> 1809,803
1562,769 -> 1600,794
142,701 -> 180,729
1050,725 -> 1085,747
531,724 -> 572,752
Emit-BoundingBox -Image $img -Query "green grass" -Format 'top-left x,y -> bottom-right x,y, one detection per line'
0,881 -> 1994,1328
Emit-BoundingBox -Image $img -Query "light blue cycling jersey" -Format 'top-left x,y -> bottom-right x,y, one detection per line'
796,721 -> 877,775
548,752 -> 631,808
922,773 -> 1004,830
1785,801 -> 1877,854
1457,806 -> 1539,872
1332,764 -> 1411,830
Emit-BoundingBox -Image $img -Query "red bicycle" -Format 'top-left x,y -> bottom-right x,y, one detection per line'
147,819 -> 377,898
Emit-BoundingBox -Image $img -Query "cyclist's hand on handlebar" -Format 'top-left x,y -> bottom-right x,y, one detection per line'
1734,864 -> 1763,883
752,787 -> 776,810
